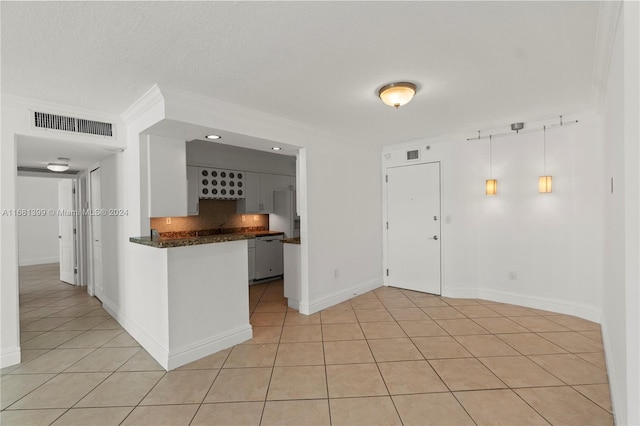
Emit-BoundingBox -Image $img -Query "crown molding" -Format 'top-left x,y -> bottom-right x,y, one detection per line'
121,84 -> 165,125
1,93 -> 123,124
592,1 -> 623,112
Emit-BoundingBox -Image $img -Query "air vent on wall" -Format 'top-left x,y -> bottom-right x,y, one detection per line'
406,149 -> 420,160
33,111 -> 113,137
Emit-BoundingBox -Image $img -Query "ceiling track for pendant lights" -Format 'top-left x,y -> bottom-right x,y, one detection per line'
466,115 -> 578,142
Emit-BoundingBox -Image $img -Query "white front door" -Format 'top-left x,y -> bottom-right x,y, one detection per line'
386,162 -> 441,295
90,168 -> 104,301
58,180 -> 76,284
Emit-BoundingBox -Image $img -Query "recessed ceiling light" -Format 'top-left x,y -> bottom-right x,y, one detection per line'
271,147 -> 282,151
205,134 -> 221,140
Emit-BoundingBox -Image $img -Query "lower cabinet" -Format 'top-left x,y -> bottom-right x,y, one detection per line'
247,239 -> 256,281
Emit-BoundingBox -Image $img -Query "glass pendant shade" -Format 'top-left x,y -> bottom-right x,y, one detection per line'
378,82 -> 417,108
539,175 -> 552,193
486,179 -> 497,195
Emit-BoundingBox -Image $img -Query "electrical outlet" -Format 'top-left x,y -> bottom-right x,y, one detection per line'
241,215 -> 246,222
333,269 -> 339,279
253,215 -> 259,221
165,217 -> 172,225
508,271 -> 517,280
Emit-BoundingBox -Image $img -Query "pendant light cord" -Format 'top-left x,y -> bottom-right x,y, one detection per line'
489,134 -> 493,178
543,126 -> 547,174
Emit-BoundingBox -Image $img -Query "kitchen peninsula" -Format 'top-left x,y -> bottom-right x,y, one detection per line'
125,233 -> 255,371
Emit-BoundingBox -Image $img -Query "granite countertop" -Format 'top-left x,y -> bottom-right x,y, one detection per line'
281,237 -> 301,244
130,228 -> 285,248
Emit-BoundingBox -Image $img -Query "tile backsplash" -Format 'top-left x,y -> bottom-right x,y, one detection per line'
150,199 -> 269,233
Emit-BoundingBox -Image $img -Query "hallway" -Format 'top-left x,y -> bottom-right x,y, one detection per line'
1,263 -> 613,425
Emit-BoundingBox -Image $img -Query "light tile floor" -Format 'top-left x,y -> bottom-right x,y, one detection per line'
1,263 -> 614,425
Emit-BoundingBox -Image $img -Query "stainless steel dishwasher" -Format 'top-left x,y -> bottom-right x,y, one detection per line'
254,234 -> 284,281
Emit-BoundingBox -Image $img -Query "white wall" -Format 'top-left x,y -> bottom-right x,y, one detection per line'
16,177 -> 61,266
383,115 -> 605,321
601,3 -> 640,425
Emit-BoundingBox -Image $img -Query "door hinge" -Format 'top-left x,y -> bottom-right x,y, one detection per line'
73,228 -> 77,235
386,222 -> 389,229
385,175 -> 388,183
74,267 -> 78,274
386,269 -> 389,276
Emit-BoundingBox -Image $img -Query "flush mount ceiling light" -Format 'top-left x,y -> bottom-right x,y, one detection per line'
378,82 -> 417,108
205,134 -> 221,140
271,147 -> 282,151
47,157 -> 70,172
539,126 -> 553,193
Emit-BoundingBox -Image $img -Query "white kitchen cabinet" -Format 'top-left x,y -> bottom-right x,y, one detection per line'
283,242 -> 301,310
273,174 -> 295,191
237,172 -> 274,213
247,239 -> 256,281
186,166 -> 199,216
146,135 -> 187,218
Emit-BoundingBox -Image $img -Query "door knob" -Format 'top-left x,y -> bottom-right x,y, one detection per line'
428,235 -> 438,240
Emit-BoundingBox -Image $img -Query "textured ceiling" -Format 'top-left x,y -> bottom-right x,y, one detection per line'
2,1 -> 603,146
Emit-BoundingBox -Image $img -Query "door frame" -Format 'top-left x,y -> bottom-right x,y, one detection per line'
75,171 -> 89,288
382,160 -> 444,293
87,163 -> 101,297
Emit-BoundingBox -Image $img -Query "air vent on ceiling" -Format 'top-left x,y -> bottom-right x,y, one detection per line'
34,111 -> 113,137
406,149 -> 420,160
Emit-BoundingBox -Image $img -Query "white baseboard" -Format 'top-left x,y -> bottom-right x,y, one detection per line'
0,346 -> 21,368
288,299 -> 300,311
167,325 -> 253,370
600,320 -> 620,425
101,297 -> 171,370
102,297 -> 253,371
442,286 -> 601,323
478,289 -> 601,323
441,286 -> 478,299
305,278 -> 383,315
18,257 -> 59,266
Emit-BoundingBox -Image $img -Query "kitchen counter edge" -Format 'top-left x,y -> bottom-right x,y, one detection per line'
129,233 -> 284,248
281,237 -> 301,244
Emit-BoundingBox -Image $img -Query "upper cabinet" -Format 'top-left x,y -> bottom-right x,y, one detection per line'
273,174 -> 295,192
237,172 -> 274,214
146,136 -> 187,218
187,166 -> 199,216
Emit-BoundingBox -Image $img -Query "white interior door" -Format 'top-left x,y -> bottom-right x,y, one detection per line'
58,180 -> 76,284
386,162 -> 441,294
90,168 -> 104,300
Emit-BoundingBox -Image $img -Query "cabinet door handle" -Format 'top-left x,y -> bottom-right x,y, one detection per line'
428,235 -> 438,240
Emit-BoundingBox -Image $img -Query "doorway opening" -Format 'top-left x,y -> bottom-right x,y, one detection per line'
16,134 -> 114,319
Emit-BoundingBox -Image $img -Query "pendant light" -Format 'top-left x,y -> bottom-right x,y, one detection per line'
486,135 -> 497,195
538,126 -> 552,193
